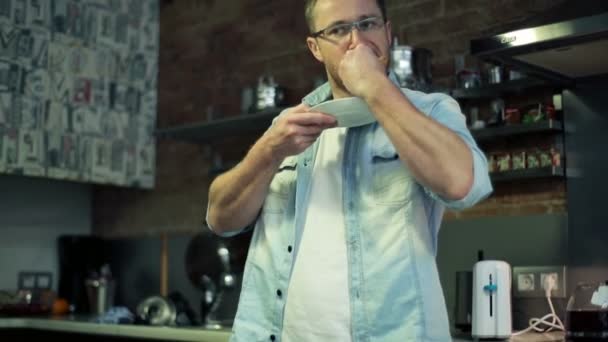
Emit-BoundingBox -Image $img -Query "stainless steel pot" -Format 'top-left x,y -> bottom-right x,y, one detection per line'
390,37 -> 433,91
136,295 -> 176,326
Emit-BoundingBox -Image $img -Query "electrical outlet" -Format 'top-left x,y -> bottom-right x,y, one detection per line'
517,273 -> 535,292
512,266 -> 567,298
541,272 -> 559,291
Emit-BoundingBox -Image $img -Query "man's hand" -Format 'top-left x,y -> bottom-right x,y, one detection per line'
338,43 -> 387,98
263,103 -> 337,163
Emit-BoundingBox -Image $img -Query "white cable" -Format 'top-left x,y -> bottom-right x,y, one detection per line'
511,276 -> 565,336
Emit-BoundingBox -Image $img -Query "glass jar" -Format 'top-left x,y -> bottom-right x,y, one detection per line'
566,282 -> 608,340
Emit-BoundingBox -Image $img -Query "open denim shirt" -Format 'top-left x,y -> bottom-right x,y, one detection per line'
209,73 -> 493,342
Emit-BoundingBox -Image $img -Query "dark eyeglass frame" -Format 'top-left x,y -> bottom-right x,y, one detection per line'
309,16 -> 385,39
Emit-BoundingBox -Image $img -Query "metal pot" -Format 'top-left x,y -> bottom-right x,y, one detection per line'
136,295 -> 176,326
390,37 -> 433,91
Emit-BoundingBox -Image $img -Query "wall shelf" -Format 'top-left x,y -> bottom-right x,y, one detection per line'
490,166 -> 564,182
155,107 -> 286,144
471,120 -> 563,142
451,77 -> 568,100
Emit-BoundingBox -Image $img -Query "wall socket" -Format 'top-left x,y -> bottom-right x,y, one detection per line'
512,266 -> 567,298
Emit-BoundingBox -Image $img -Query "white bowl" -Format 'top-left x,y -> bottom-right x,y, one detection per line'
310,97 -> 376,128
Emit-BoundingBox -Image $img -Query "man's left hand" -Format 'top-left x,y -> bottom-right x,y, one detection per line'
338,43 -> 387,98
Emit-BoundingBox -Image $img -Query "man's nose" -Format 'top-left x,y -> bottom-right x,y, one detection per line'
347,27 -> 367,49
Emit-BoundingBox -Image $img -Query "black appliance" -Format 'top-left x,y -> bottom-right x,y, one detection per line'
454,271 -> 473,332
57,235 -> 107,313
470,1 -> 608,82
185,229 -> 251,328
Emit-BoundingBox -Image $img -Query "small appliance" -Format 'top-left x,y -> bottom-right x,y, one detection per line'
566,281 -> 608,340
472,260 -> 512,340
454,270 -> 473,332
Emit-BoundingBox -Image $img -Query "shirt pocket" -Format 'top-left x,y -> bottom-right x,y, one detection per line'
370,141 -> 415,206
263,156 -> 297,214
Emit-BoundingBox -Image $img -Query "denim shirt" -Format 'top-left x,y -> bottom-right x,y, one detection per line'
213,74 -> 493,342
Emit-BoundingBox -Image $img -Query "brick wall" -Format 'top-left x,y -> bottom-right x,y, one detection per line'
93,0 -> 567,236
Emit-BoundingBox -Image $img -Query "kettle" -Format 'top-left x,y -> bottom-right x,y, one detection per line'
472,260 -> 512,340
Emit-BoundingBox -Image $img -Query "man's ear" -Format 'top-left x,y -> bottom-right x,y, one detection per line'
385,21 -> 393,47
306,37 -> 324,63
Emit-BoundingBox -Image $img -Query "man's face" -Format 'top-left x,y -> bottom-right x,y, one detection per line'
306,0 -> 392,94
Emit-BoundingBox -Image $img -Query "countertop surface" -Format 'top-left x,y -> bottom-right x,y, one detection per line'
0,315 -> 232,342
0,316 -> 566,341
452,331 -> 565,341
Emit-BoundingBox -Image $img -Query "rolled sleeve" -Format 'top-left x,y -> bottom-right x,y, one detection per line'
423,96 -> 493,210
202,111 -> 289,238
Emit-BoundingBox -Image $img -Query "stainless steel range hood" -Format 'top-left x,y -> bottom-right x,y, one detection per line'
470,6 -> 608,82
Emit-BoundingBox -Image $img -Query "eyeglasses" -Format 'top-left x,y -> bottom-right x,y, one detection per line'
310,17 -> 385,41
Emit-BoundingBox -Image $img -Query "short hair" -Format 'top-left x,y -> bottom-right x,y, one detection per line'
305,0 -> 387,32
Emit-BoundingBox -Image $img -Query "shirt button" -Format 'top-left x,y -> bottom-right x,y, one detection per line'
270,334 -> 276,341
277,289 -> 282,297
287,245 -> 293,253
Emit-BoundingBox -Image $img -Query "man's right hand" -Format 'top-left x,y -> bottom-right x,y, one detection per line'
263,103 -> 337,162
207,102 -> 337,235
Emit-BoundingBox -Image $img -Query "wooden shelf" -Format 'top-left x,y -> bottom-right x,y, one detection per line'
451,77 -> 567,100
154,107 -> 286,144
471,120 -> 563,142
490,166 -> 564,182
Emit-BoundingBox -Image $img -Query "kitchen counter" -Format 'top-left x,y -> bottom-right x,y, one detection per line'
0,316 -> 566,341
0,316 -> 231,342
452,331 -> 565,341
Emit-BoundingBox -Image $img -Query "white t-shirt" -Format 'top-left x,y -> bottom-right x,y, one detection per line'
281,127 -> 352,342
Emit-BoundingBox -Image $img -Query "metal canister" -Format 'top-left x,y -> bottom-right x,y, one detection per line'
85,278 -> 115,315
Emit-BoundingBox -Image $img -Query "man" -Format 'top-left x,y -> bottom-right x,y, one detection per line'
206,0 -> 492,340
